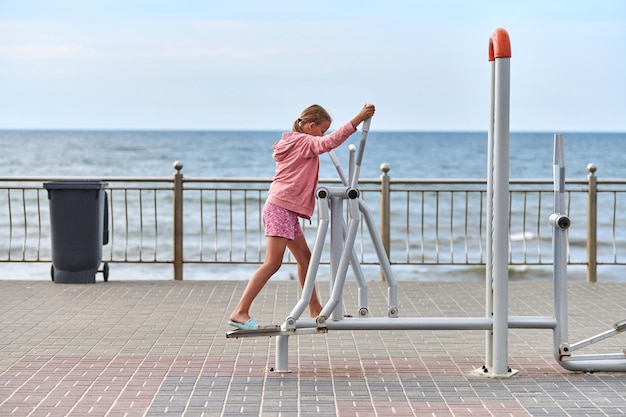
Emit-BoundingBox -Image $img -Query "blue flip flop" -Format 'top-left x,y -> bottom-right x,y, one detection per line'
228,318 -> 260,330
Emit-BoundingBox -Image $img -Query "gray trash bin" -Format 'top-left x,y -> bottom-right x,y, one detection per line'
43,180 -> 109,284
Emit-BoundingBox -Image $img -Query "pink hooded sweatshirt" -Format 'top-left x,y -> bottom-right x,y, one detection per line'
266,122 -> 357,219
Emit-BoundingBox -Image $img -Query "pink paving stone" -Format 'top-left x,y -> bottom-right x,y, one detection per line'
336,400 -> 377,417
34,406 -> 74,417
112,399 -> 155,408
413,409 -> 450,417
106,411 -> 145,417
7,406 -> 36,416
71,404 -> 111,414
373,401 -> 418,414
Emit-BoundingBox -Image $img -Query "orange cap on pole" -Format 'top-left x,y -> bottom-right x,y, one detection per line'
489,28 -> 512,61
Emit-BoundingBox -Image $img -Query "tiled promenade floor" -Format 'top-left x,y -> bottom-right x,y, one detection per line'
0,279 -> 625,416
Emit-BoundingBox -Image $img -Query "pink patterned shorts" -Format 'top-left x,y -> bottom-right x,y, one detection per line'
263,202 -> 303,240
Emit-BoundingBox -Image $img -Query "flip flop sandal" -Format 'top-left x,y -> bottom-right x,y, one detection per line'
228,318 -> 260,330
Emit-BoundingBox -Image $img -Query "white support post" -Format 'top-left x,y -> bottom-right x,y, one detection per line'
484,46 -> 496,371
552,134 -> 569,359
274,334 -> 290,373
485,28 -> 516,378
329,195 -> 345,321
491,53 -> 511,377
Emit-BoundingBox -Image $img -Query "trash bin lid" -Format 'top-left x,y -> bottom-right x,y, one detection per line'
44,180 -> 108,190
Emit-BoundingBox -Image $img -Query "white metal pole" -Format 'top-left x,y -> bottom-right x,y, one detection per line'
490,28 -> 513,378
329,196 -> 344,321
552,134 -> 569,357
286,190 -> 331,326
349,118 -> 371,190
484,45 -> 496,371
274,334 -> 290,373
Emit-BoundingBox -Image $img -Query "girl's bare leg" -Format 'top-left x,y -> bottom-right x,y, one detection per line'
229,236 -> 288,326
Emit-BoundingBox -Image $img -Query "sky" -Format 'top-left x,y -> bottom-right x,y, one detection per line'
1,0 -> 625,132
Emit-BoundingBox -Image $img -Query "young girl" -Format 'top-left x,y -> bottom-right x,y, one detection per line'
228,103 -> 376,330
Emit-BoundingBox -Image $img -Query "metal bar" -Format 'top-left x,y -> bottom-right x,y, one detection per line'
21,189 -> 26,261
464,191 -> 469,263
297,316 -> 554,331
559,358 -> 626,373
611,191 -> 617,263
153,189 -> 158,262
124,189 -> 129,262
567,326 -> 625,352
213,190 -> 218,262
228,191 -> 233,262
109,189 -> 115,261
380,164 -> 390,280
286,192 -> 330,327
522,192 -> 528,263
449,191 -> 454,263
139,189 -> 143,260
7,190 -> 12,260
199,190 -> 204,262
435,191 -> 440,263
536,191 -> 543,263
563,353 -> 626,361
587,164 -> 598,282
243,190 -> 248,262
36,190 -> 42,261
173,162 -> 183,280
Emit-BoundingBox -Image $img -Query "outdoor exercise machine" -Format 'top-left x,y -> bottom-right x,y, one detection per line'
227,28 -> 626,376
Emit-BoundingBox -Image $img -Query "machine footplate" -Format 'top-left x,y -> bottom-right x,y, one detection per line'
226,325 -> 282,339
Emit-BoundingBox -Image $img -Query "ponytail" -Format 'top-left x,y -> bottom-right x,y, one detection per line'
292,105 -> 332,133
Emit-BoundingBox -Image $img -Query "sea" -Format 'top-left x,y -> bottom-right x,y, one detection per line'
1,129 -> 626,282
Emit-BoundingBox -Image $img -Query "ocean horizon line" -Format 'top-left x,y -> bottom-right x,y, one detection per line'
1,128 -> 625,135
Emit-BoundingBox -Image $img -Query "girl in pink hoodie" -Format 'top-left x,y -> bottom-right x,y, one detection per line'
229,103 -> 376,330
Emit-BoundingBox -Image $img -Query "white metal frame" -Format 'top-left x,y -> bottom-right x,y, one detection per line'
552,134 -> 626,372
227,28 -> 626,376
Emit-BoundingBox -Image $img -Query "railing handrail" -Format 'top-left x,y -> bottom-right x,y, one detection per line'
5,175 -> 624,185
0,176 -> 175,182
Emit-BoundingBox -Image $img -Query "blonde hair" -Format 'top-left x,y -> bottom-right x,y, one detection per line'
292,104 -> 332,133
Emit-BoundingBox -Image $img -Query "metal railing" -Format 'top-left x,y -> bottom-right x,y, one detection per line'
0,162 -> 623,281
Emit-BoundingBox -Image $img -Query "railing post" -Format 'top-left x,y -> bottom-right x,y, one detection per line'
586,163 -> 597,283
380,163 -> 391,281
173,161 -> 184,280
